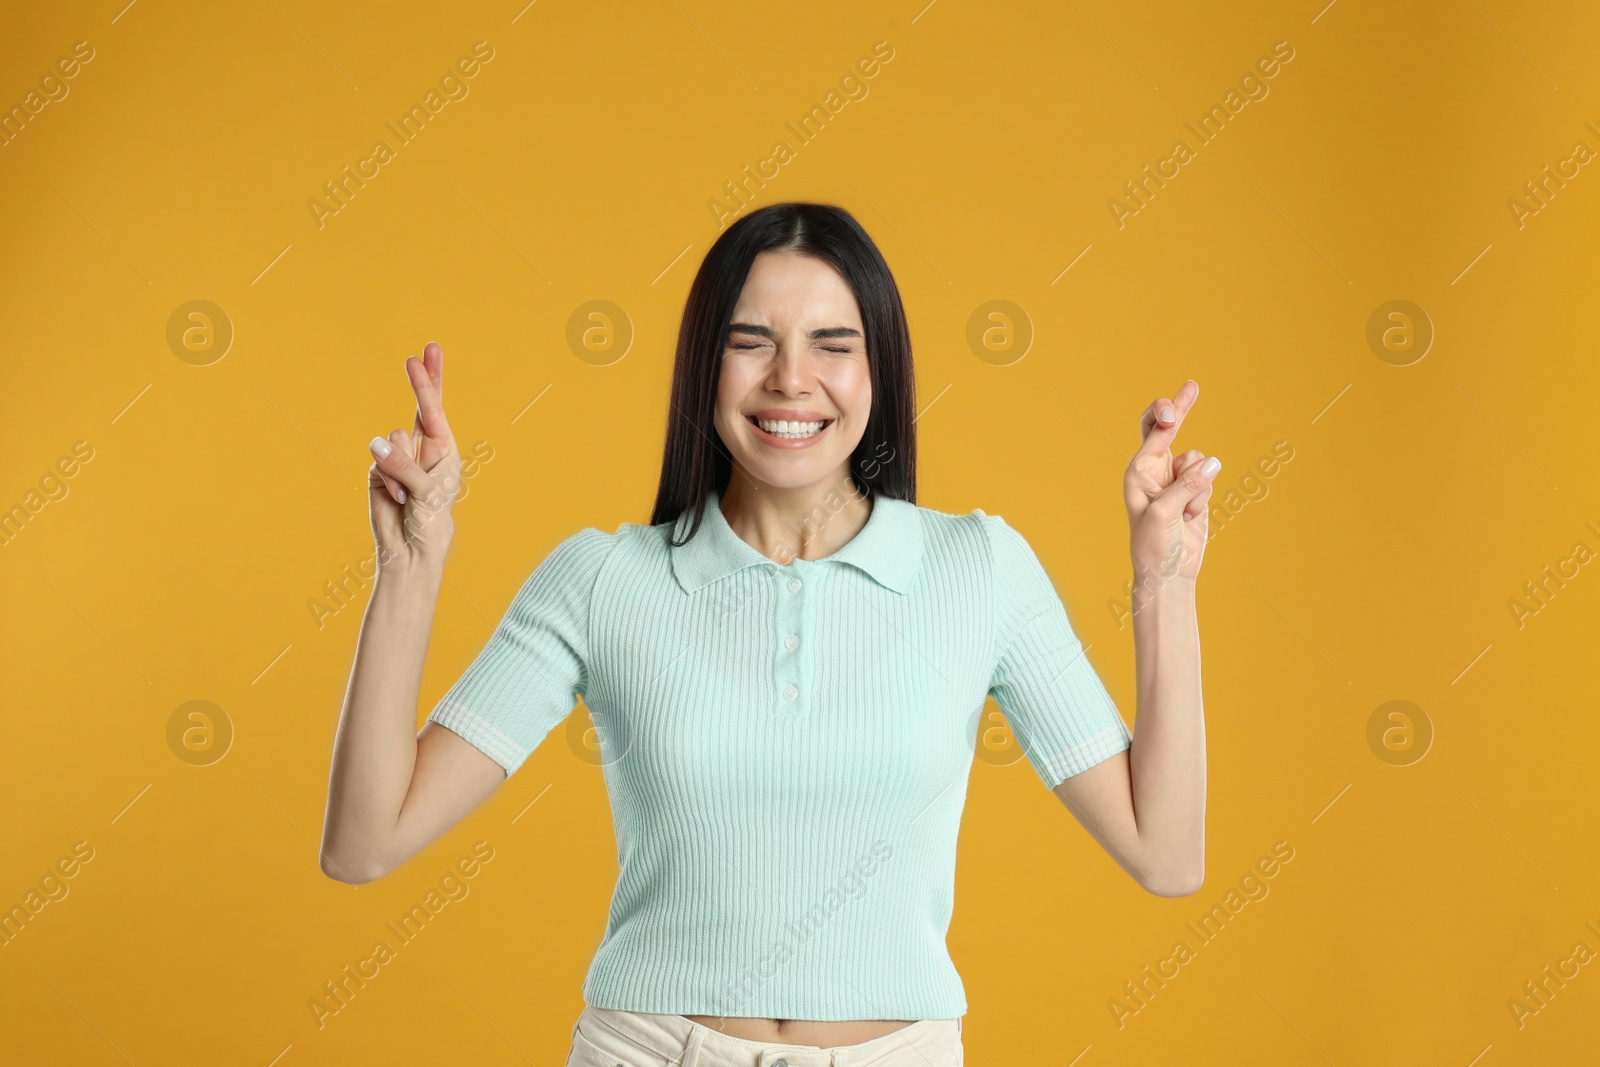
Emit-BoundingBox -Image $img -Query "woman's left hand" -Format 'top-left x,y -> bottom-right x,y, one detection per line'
1123,379 -> 1219,589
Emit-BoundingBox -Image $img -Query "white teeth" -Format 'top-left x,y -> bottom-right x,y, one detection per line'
754,417 -> 827,439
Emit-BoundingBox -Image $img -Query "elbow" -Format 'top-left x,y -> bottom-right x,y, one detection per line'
1141,865 -> 1204,898
319,850 -> 386,885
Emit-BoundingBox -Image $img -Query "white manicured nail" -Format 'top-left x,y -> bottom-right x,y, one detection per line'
370,436 -> 392,458
1200,456 -> 1221,478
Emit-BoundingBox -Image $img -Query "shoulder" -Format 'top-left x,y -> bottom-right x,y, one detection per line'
546,517 -> 689,590
547,521 -> 633,557
555,514 -> 669,547
898,499 -> 1021,563
915,504 -> 1052,605
527,520 -> 643,583
901,498 -> 988,534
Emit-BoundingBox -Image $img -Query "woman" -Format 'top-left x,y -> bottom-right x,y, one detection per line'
320,202 -> 1215,1066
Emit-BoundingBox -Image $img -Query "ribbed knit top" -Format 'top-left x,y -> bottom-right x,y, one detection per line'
425,485 -> 1132,1020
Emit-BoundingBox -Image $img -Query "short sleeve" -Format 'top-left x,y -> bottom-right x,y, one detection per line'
425,526 -> 620,777
984,514 -> 1131,789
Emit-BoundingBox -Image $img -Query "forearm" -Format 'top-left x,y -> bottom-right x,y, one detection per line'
1128,576 -> 1206,892
320,561 -> 444,882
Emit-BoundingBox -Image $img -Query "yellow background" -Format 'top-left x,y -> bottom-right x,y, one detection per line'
4,0 -> 1599,1062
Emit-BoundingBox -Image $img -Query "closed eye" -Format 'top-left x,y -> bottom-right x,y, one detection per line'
725,340 -> 857,354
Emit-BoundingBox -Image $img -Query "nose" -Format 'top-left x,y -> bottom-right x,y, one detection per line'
767,339 -> 816,395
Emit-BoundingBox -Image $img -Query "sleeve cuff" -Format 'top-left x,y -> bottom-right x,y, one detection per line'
426,699 -> 531,777
1032,722 -> 1133,789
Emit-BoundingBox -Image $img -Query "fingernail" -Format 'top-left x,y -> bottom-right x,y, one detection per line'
1160,406 -> 1175,423
370,436 -> 392,458
1200,456 -> 1221,478
396,486 -> 407,503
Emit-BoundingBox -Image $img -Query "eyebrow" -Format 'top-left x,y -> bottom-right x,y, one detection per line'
727,323 -> 863,341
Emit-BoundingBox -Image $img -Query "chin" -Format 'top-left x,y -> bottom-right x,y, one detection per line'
741,462 -> 840,490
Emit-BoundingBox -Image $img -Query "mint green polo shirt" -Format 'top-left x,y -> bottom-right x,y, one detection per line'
426,485 -> 1132,1020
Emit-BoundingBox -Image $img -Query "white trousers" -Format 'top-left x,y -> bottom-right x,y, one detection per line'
565,1005 -> 964,1067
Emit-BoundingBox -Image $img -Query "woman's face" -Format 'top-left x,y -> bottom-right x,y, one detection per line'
713,250 -> 872,493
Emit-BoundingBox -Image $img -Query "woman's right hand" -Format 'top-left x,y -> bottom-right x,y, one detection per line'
367,341 -> 462,576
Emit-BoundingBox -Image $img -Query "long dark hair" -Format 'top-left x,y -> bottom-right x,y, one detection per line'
649,202 -> 917,544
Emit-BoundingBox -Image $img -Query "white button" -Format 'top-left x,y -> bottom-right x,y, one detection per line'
782,684 -> 798,701
787,577 -> 802,593
784,634 -> 799,651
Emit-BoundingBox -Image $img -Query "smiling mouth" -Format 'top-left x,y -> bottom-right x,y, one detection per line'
747,415 -> 834,440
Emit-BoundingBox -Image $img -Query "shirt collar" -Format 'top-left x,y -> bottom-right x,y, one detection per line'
669,484 -> 923,595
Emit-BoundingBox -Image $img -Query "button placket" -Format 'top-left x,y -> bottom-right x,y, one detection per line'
772,560 -> 815,716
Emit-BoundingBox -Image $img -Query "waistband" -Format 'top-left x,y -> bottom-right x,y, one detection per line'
577,1004 -> 962,1066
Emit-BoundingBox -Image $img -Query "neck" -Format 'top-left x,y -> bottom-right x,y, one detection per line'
718,473 -> 872,565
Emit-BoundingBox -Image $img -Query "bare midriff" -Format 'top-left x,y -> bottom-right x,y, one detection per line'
680,1015 -> 915,1045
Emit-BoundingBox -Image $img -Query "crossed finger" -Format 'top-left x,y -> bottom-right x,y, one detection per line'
370,429 -> 439,506
408,342 -> 447,457
1174,449 -> 1208,518
1136,379 -> 1199,459
371,427 -> 410,505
